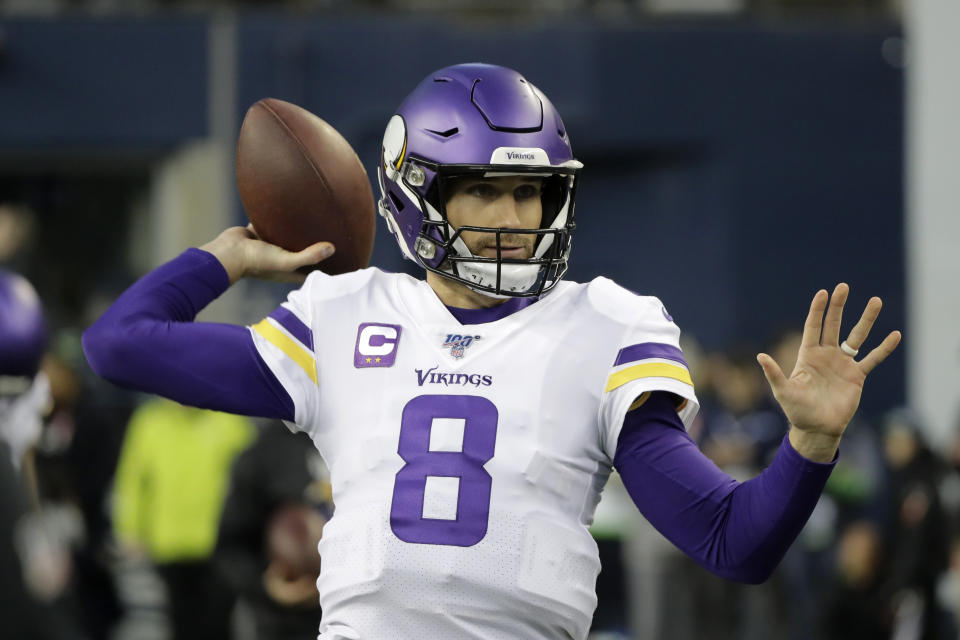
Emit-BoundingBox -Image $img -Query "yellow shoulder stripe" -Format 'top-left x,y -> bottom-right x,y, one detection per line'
252,319 -> 318,386
605,362 -> 693,393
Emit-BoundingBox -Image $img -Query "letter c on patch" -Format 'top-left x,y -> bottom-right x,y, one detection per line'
354,323 -> 403,368
359,326 -> 397,355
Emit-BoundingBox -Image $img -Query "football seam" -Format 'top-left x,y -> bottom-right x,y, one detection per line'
258,100 -> 334,202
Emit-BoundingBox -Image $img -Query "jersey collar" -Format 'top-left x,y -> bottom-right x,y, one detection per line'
444,296 -> 538,325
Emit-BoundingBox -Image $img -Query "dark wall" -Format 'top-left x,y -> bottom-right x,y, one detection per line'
0,17 -> 208,149
0,15 -> 905,414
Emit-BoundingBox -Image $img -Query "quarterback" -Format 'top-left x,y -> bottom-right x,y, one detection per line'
83,64 -> 900,640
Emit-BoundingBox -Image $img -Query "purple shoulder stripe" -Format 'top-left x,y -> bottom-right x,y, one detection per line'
614,342 -> 687,367
268,306 -> 314,351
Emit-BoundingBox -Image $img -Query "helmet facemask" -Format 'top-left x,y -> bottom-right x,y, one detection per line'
396,160 -> 579,298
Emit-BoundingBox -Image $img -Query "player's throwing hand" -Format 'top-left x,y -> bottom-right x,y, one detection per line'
200,226 -> 335,285
756,283 -> 902,462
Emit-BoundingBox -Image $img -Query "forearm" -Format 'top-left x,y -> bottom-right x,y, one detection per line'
614,393 -> 835,583
82,249 -> 294,420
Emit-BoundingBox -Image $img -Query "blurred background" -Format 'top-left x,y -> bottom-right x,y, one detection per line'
0,0 -> 957,638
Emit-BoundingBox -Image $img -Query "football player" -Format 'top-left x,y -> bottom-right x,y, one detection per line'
0,269 -> 50,472
83,64 -> 900,640
0,269 -> 71,639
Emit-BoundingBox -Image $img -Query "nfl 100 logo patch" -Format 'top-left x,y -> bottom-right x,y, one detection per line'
442,333 -> 481,359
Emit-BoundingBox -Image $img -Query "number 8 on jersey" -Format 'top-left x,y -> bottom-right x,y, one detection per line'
390,394 -> 499,547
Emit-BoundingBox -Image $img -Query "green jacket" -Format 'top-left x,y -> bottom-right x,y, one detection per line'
113,399 -> 254,562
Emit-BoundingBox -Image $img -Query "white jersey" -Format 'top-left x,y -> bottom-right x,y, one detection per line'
249,268 -> 699,640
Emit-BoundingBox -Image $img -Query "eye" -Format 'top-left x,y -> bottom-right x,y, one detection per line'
514,184 -> 541,200
466,183 -> 497,198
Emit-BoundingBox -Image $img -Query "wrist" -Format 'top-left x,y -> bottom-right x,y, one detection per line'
199,235 -> 246,285
788,427 -> 841,463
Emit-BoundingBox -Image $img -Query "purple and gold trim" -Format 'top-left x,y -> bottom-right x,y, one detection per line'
269,306 -> 314,351
251,308 -> 317,386
605,342 -> 693,393
614,342 -> 686,368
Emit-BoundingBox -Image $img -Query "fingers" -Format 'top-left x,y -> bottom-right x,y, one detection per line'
266,242 -> 334,278
844,296 -> 882,351
247,241 -> 335,281
801,290 -> 829,348
859,330 -> 902,375
294,242 -> 335,269
821,283 -> 849,346
756,353 -> 788,396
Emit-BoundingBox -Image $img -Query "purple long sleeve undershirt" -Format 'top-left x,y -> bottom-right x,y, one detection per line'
82,248 -> 295,420
83,249 -> 834,584
614,392 -> 835,583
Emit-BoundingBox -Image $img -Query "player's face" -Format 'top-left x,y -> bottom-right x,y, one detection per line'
444,176 -> 544,260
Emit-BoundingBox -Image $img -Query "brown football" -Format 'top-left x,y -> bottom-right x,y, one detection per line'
236,98 -> 376,275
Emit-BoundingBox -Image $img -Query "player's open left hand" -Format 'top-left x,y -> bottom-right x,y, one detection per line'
756,284 -> 901,459
200,225 -> 335,285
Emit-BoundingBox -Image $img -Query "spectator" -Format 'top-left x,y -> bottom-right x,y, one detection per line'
880,408 -> 951,639
216,421 -> 331,640
820,520 -> 891,639
0,269 -> 71,639
112,398 -> 254,640
700,345 -> 787,477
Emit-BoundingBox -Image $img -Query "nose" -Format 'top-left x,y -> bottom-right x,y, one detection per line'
491,193 -> 524,228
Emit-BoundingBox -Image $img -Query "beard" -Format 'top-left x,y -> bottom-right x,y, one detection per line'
462,232 -> 537,259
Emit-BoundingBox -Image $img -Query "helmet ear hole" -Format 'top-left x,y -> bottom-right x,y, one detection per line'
540,175 -> 567,228
388,190 -> 405,212
424,178 -> 448,214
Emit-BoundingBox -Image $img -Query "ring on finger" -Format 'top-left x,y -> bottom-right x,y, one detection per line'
840,340 -> 859,357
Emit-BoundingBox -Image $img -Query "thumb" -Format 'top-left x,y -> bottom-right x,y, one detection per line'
290,242 -> 335,269
756,353 -> 788,396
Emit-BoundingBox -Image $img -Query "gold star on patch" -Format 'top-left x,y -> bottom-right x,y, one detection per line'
375,357 -> 382,363
365,357 -> 372,363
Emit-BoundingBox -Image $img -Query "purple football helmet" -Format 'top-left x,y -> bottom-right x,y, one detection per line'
377,63 -> 582,297
0,270 -> 47,382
